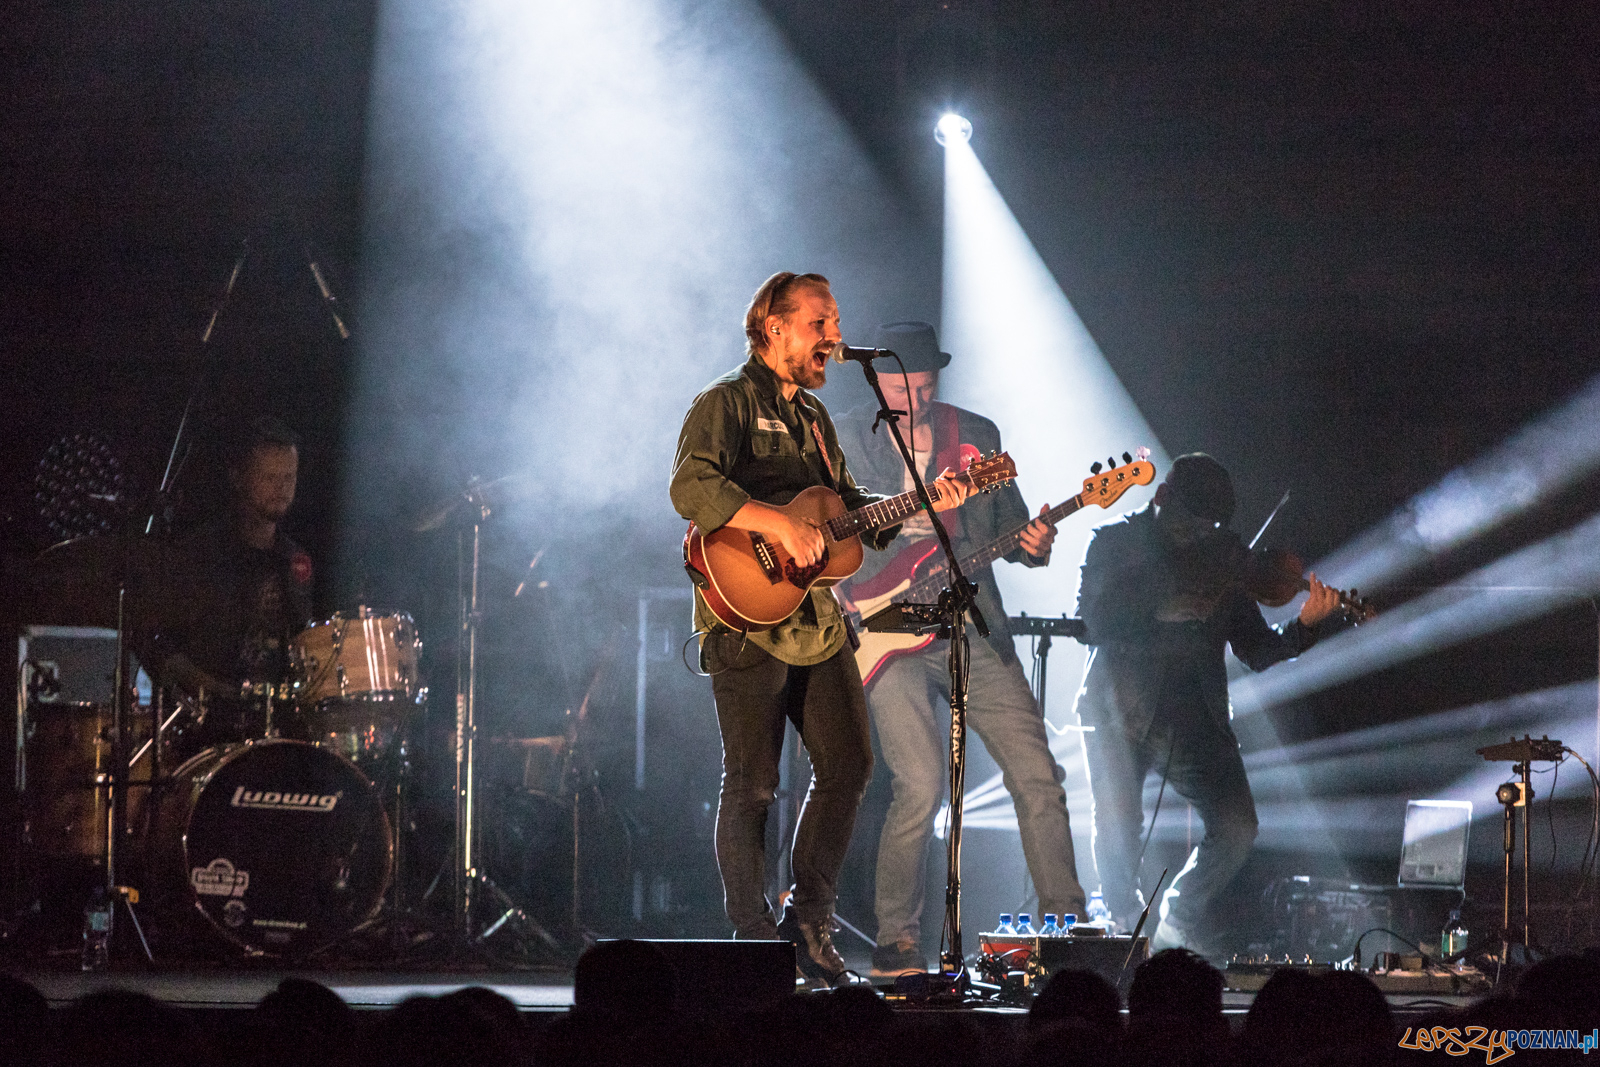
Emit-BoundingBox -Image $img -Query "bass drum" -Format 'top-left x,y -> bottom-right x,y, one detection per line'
152,740 -> 392,956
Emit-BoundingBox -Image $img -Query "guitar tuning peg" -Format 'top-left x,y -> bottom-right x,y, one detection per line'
1108,456 -> 1117,470
1089,461 -> 1103,475
1122,451 -> 1132,464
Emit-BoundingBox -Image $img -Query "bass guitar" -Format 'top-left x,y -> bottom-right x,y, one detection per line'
844,455 -> 1156,684
683,452 -> 1018,632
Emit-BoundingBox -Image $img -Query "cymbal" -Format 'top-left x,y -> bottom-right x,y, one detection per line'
411,473 -> 534,532
27,534 -> 164,628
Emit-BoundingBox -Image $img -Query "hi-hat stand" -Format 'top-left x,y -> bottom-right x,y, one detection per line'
846,351 -> 988,990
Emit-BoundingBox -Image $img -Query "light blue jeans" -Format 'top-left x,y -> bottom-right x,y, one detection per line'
868,630 -> 1087,946
1082,710 -> 1259,933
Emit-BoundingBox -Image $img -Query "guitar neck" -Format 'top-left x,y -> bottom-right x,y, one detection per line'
902,494 -> 1089,599
824,483 -> 951,542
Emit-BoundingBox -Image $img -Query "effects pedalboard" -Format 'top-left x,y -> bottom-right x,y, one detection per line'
1222,955 -> 1493,995
881,930 -> 1150,1007
977,928 -> 1149,993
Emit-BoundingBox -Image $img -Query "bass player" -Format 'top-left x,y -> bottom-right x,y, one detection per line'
832,321 -> 1088,977
670,276 -> 974,986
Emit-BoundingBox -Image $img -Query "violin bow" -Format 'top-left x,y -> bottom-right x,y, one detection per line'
1249,489 -> 1291,550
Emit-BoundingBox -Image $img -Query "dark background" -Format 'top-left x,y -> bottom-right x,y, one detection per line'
3,0 -> 1597,951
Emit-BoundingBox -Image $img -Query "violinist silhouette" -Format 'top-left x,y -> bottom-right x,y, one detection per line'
1072,453 -> 1349,957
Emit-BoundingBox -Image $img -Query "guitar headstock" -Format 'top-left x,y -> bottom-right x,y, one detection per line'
1080,453 -> 1157,509
965,451 -> 1018,494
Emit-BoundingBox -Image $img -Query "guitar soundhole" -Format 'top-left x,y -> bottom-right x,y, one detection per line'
783,550 -> 829,589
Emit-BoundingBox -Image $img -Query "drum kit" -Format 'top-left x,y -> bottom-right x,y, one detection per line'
7,249 -> 587,963
15,604 -> 424,959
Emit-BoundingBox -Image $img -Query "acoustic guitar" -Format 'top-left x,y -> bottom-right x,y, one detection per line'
844,455 -> 1156,684
683,452 -> 1018,632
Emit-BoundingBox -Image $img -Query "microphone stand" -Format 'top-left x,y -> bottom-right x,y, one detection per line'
848,355 -> 988,986
86,242 -> 249,967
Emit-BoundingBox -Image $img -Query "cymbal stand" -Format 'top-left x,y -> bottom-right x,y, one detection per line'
445,485 -> 559,959
850,356 -> 988,988
452,490 -> 487,937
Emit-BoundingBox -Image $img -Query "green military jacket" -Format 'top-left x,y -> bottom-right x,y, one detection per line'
670,355 -> 898,665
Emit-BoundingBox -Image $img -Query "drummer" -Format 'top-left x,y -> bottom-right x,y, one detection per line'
141,418 -> 313,736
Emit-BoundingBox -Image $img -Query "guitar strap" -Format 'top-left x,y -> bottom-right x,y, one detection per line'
793,393 -> 857,646
791,394 -> 838,491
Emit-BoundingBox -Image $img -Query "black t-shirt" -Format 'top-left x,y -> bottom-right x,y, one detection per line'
143,519 -> 314,689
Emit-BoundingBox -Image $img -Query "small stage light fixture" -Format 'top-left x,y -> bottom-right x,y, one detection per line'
934,112 -> 972,146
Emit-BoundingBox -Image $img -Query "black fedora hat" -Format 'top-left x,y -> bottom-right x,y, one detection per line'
873,321 -> 952,372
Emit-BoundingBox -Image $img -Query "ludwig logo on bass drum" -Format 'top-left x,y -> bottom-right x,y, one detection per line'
230,786 -> 341,812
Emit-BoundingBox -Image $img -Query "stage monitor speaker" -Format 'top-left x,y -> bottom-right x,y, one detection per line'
600,938 -> 795,1016
1033,935 -> 1148,993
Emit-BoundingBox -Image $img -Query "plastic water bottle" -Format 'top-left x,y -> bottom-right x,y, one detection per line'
1016,912 -> 1035,936
1086,891 -> 1111,927
1061,913 -> 1078,934
996,912 -> 1015,935
1441,909 -> 1468,960
1040,913 -> 1059,937
81,886 -> 113,971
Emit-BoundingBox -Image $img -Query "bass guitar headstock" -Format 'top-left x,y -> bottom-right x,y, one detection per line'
1080,450 -> 1157,510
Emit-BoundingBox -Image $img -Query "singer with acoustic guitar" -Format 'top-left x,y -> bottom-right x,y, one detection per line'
832,321 -> 1091,977
670,274 -> 975,987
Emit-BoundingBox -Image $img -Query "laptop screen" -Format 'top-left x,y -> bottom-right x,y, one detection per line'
1398,799 -> 1473,888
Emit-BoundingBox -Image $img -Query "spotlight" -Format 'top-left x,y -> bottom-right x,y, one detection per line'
934,112 -> 972,146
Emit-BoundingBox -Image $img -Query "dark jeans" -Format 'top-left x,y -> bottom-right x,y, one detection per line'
705,634 -> 874,937
1083,710 -> 1258,933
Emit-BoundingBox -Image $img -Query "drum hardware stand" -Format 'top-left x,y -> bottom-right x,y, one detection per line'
1478,735 -> 1562,975
105,585 -> 154,965
432,483 -> 561,961
85,241 -> 249,965
454,488 -> 486,938
848,351 -> 988,994
560,668 -> 606,940
305,724 -> 461,965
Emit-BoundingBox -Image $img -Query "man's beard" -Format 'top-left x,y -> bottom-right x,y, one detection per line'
245,499 -> 293,525
782,347 -> 828,390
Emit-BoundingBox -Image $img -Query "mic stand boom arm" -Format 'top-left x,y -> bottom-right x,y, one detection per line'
854,359 -> 986,984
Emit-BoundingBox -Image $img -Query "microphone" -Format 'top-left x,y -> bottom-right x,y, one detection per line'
831,343 -> 896,365
307,255 -> 351,340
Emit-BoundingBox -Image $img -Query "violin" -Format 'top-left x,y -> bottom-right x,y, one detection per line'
1238,545 -> 1375,623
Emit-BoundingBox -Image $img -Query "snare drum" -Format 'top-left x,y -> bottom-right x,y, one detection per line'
291,610 -> 421,762
292,610 -> 419,703
149,739 -> 392,955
